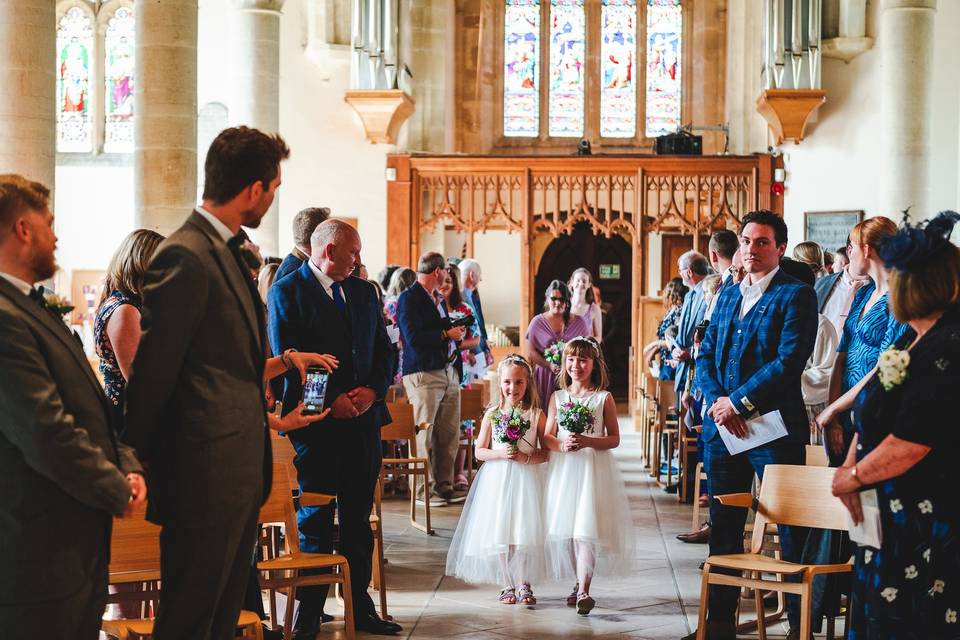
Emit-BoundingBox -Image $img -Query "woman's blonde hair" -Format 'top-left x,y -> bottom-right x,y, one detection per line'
257,262 -> 280,305
557,336 -> 610,391
792,241 -> 825,274
484,354 -> 539,420
98,229 -> 164,308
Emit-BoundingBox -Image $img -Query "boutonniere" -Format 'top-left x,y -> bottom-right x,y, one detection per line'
877,347 -> 910,391
238,240 -> 263,271
43,291 -> 75,319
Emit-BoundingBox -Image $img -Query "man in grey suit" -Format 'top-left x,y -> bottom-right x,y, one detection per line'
124,127 -> 289,640
0,174 -> 145,639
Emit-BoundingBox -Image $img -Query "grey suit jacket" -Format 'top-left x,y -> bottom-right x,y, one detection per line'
0,277 -> 140,604
124,211 -> 270,527
814,271 -> 842,312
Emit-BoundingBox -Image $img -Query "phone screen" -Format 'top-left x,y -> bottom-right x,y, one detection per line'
302,368 -> 329,415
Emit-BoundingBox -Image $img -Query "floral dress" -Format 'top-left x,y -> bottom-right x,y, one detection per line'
94,290 -> 137,429
848,306 -> 960,639
656,305 -> 682,381
448,301 -> 480,387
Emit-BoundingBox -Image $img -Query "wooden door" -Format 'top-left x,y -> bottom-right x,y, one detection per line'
660,234 -> 711,291
534,222 -> 633,400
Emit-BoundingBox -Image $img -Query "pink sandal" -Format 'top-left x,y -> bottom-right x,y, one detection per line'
498,587 -> 516,604
517,583 -> 537,605
454,473 -> 469,491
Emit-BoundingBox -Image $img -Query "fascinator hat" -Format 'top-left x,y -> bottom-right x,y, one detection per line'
879,209 -> 960,272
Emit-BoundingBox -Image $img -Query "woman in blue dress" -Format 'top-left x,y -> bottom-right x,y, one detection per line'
821,217 -> 910,465
830,211 -> 960,639
642,277 -> 687,380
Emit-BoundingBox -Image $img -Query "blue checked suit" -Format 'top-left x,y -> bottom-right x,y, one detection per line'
694,267 -> 818,628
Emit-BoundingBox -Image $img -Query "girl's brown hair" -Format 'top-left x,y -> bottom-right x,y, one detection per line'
557,336 -> 610,391
98,229 -> 164,308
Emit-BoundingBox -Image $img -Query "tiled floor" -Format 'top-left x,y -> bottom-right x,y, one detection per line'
316,422 -> 797,639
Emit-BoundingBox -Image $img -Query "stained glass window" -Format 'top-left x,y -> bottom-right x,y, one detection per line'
548,0 -> 585,137
56,7 -> 94,152
503,0 -> 541,137
645,0 -> 682,137
600,0 -> 636,137
104,7 -> 135,153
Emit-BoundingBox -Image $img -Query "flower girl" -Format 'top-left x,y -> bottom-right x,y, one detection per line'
445,354 -> 548,606
542,336 -> 635,615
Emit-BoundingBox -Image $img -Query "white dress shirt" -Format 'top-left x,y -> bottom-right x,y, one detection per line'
704,266 -> 737,322
820,268 -> 860,336
306,259 -> 347,303
801,314 -> 839,406
0,272 -> 33,297
738,266 -> 780,320
195,206 -> 235,243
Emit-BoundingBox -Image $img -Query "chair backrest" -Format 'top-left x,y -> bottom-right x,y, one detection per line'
381,402 -> 422,455
750,464 -> 849,553
109,503 -> 161,577
259,461 -> 300,553
805,444 -> 829,467
460,387 -> 486,426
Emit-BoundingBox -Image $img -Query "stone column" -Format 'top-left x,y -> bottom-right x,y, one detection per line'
881,0 -> 937,218
724,0 -> 769,154
0,1 -> 56,189
230,0 -> 285,257
134,0 -> 198,236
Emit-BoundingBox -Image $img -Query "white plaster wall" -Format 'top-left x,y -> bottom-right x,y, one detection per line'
780,0 -> 960,252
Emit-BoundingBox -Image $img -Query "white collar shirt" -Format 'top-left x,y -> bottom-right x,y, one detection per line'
0,272 -> 33,297
195,206 -> 235,243
307,259 -> 347,303
738,266 -> 779,320
821,268 -> 860,336
703,266 -> 737,322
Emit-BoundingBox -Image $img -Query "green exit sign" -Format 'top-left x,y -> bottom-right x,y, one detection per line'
599,264 -> 621,280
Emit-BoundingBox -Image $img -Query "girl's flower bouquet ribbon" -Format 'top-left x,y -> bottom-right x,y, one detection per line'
557,400 -> 593,435
492,406 -> 531,451
544,340 -> 565,366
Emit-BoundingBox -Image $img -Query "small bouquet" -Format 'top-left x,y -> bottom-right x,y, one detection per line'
492,405 -> 531,452
43,291 -> 75,318
557,400 -> 593,435
544,340 -> 565,366
877,347 -> 910,391
237,239 -> 263,272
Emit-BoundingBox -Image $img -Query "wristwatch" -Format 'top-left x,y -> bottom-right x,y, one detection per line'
850,464 -> 862,484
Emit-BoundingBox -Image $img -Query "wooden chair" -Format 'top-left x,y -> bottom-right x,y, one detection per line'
639,373 -> 658,468
695,464 -> 853,640
805,444 -> 829,467
257,460 -> 355,640
102,504 -> 264,640
381,401 -> 434,535
459,386 -> 485,484
652,380 -> 679,483
690,462 -> 709,531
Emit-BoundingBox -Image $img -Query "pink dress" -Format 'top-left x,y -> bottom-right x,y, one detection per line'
525,313 -> 590,410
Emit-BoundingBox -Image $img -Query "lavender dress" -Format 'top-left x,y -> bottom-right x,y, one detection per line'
525,313 -> 590,409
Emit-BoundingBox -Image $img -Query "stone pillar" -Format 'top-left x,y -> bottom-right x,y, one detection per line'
881,0 -> 937,218
134,0 -> 198,236
724,0 -> 769,154
230,0 -> 284,257
0,1 -> 56,189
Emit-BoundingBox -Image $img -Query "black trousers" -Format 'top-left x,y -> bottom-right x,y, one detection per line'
153,503 -> 260,640
0,554 -> 108,640
293,420 -> 383,626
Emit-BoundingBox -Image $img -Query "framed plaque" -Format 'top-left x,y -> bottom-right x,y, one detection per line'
804,210 -> 864,251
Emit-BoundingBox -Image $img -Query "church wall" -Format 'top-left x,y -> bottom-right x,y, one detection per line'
779,0 -> 960,251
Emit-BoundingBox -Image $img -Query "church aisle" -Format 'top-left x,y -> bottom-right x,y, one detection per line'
330,421 -> 788,640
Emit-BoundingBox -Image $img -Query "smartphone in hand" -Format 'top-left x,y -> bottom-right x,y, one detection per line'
302,366 -> 330,415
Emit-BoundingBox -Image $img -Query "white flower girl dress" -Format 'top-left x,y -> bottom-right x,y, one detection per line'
445,407 -> 546,585
544,389 -> 636,579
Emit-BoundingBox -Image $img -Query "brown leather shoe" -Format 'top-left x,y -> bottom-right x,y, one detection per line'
680,620 -> 737,640
676,523 -> 711,544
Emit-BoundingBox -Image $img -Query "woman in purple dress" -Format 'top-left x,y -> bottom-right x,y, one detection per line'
525,280 -> 590,409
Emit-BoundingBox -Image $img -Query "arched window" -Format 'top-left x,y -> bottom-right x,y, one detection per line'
104,6 -> 135,153
57,6 -> 95,152
56,1 -> 135,155
502,0 -> 683,141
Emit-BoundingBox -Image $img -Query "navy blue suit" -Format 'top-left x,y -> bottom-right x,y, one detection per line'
267,263 -> 395,622
275,249 -> 306,283
695,268 -> 817,627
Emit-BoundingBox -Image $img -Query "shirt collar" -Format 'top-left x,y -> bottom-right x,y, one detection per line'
306,258 -> 340,293
0,272 -> 34,296
195,206 -> 236,243
740,265 -> 779,296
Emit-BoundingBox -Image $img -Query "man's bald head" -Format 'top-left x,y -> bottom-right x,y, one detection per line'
311,219 -> 361,281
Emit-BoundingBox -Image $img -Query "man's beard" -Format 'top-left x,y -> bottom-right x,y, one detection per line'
30,247 -> 57,281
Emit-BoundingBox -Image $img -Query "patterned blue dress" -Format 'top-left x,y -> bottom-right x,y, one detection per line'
94,290 -> 137,430
849,307 -> 960,639
656,305 -> 682,380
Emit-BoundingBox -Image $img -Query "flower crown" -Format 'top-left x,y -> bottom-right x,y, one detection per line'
879,209 -> 960,272
500,353 -> 533,374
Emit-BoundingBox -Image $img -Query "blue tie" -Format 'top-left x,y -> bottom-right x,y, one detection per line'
330,281 -> 346,314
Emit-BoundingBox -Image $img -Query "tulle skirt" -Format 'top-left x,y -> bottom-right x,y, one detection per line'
445,459 -> 547,586
544,448 -> 637,579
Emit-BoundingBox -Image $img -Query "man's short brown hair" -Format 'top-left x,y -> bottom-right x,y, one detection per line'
0,175 -> 51,241
202,127 -> 290,204
293,207 -> 330,247
417,251 -> 446,274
